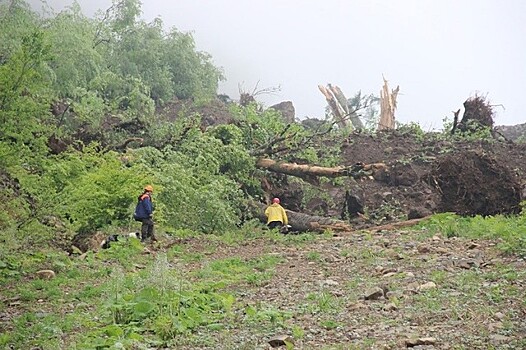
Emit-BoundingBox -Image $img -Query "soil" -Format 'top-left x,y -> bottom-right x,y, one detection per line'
274,130 -> 526,229
166,229 -> 526,349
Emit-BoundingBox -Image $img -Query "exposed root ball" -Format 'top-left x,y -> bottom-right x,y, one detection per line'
428,151 -> 521,216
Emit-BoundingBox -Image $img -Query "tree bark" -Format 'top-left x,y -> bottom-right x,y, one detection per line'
328,85 -> 365,130
378,77 -> 399,131
254,202 -> 352,233
256,158 -> 389,181
318,84 -> 349,128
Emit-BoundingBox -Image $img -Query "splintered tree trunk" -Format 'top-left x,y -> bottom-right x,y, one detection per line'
256,158 -> 389,181
318,84 -> 349,128
378,77 -> 399,131
254,202 -> 352,233
328,85 -> 365,130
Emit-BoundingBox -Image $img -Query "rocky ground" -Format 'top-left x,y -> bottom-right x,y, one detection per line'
170,226 -> 526,349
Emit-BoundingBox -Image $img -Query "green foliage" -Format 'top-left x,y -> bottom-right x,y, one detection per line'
0,29 -> 54,159
416,212 -> 526,255
76,254 -> 237,347
397,121 -> 426,142
45,4 -> 102,95
101,2 -> 223,105
36,145 -> 153,232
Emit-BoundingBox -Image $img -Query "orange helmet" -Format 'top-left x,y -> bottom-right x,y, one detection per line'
272,197 -> 280,204
144,185 -> 154,192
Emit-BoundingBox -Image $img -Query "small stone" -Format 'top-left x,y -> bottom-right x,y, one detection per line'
488,322 -> 503,331
434,247 -> 448,254
383,302 -> 398,311
489,334 -> 509,344
382,267 -> 397,275
455,260 -> 472,269
494,312 -> 505,320
417,245 -> 430,253
36,270 -> 56,279
405,337 -> 437,347
364,287 -> 384,300
268,335 -> 294,348
432,235 -> 441,241
324,279 -> 339,286
417,281 -> 437,292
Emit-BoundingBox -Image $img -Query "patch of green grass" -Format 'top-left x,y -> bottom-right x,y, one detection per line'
415,212 -> 526,255
305,290 -> 342,314
194,254 -> 281,288
319,318 -> 342,330
243,304 -> 292,328
306,251 -> 321,262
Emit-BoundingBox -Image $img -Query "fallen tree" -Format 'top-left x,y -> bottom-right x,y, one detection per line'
252,202 -> 352,233
256,158 -> 389,181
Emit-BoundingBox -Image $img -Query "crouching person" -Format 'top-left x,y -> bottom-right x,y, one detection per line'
265,197 -> 289,232
134,185 -> 156,242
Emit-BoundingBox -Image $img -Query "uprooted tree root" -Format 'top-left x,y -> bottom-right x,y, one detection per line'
428,150 -> 522,216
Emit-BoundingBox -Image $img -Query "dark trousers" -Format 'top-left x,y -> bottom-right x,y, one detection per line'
141,218 -> 155,241
267,221 -> 283,230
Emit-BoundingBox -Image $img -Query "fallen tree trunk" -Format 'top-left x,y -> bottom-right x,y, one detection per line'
362,216 -> 431,233
253,202 -> 352,233
256,158 -> 389,181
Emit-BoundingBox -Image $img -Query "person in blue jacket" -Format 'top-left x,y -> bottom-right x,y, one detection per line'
134,185 -> 156,242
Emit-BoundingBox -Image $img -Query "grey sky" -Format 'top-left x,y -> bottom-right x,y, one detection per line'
28,0 -> 526,128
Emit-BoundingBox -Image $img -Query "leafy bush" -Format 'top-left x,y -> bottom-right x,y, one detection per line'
38,146 -> 153,232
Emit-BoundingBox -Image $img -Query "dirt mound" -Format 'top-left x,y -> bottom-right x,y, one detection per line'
277,130 -> 526,227
428,151 -> 522,216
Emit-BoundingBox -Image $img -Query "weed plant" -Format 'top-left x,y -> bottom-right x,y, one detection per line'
415,212 -> 526,256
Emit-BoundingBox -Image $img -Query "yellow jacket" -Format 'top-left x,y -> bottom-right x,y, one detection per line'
264,203 -> 288,225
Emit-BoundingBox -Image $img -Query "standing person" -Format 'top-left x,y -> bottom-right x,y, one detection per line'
265,197 -> 288,230
134,185 -> 156,242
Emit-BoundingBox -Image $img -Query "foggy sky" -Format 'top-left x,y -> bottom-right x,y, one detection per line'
27,0 -> 526,128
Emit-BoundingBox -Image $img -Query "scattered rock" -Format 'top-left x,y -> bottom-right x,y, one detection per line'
364,287 -> 385,300
468,242 -> 480,249
405,337 -> 437,347
454,260 -> 472,269
493,312 -> 505,320
383,302 -> 398,311
417,245 -> 431,254
417,282 -> 437,292
323,279 -> 339,286
489,334 -> 509,344
268,334 -> 294,348
36,270 -> 56,279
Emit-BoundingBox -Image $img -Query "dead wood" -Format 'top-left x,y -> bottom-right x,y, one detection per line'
363,216 -> 431,232
378,77 -> 399,131
328,85 -> 365,130
450,109 -> 461,135
318,84 -> 349,128
256,158 -> 389,181
253,202 -> 351,233
457,95 -> 494,132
